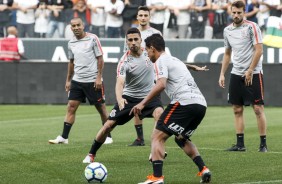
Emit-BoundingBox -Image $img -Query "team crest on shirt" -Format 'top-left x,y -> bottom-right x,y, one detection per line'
240,29 -> 249,38
127,56 -> 134,63
145,57 -> 152,67
187,81 -> 198,89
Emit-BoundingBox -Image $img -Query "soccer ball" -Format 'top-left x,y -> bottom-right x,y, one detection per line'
84,162 -> 108,183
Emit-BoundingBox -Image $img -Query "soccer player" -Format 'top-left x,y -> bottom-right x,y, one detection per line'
126,6 -> 208,146
124,6 -> 162,146
82,27 -> 164,163
131,34 -> 211,184
48,18 -> 113,145
218,0 -> 268,152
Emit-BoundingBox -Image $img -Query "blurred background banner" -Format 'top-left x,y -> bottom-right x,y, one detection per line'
263,16 -> 282,49
1,62 -> 281,106
21,39 -> 282,63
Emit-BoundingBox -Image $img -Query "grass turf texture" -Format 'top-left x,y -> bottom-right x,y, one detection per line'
0,105 -> 281,184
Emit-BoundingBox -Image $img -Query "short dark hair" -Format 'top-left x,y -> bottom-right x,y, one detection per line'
126,27 -> 141,38
138,6 -> 150,14
231,0 -> 245,12
70,17 -> 84,25
145,34 -> 165,52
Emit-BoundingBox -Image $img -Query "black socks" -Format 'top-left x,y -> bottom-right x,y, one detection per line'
237,133 -> 244,147
89,140 -> 103,155
152,160 -> 163,177
193,156 -> 206,172
62,122 -> 72,139
135,124 -> 144,140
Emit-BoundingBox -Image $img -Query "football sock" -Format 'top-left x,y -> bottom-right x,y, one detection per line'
193,156 -> 206,171
62,122 -> 72,139
260,135 -> 266,146
152,160 -> 163,177
135,124 -> 144,140
89,140 -> 103,155
236,133 -> 244,147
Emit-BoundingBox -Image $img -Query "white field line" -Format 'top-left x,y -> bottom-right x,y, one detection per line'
1,117 -> 282,156
232,180 -> 282,184
0,114 -> 98,123
165,146 -> 282,154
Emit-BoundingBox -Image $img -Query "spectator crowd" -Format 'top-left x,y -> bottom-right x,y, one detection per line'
0,0 -> 281,39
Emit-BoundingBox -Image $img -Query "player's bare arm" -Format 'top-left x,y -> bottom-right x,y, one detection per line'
186,64 -> 209,71
219,48 -> 232,88
115,76 -> 127,110
243,43 -> 263,86
130,78 -> 166,116
65,59 -> 74,92
95,55 -> 104,90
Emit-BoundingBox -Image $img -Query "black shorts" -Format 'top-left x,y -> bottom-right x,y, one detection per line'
228,73 -> 264,106
156,102 -> 206,140
108,95 -> 163,125
68,80 -> 105,105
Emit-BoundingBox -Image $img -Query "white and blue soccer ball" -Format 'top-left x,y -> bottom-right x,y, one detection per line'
84,162 -> 108,183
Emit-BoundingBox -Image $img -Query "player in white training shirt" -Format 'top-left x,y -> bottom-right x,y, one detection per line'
219,0 -> 267,153
126,6 -> 208,146
48,18 -> 112,145
124,6 -> 162,146
131,34 -> 211,184
82,28 -> 164,164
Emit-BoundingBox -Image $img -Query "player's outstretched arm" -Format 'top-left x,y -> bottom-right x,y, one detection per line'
186,64 -> 209,71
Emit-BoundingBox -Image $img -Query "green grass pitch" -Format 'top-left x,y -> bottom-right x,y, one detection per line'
0,105 -> 281,184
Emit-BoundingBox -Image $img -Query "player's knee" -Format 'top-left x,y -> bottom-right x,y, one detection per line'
67,103 -> 78,113
103,121 -> 114,132
151,129 -> 167,143
233,106 -> 243,116
175,136 -> 186,148
151,131 -> 158,142
154,107 -> 164,119
253,105 -> 264,116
